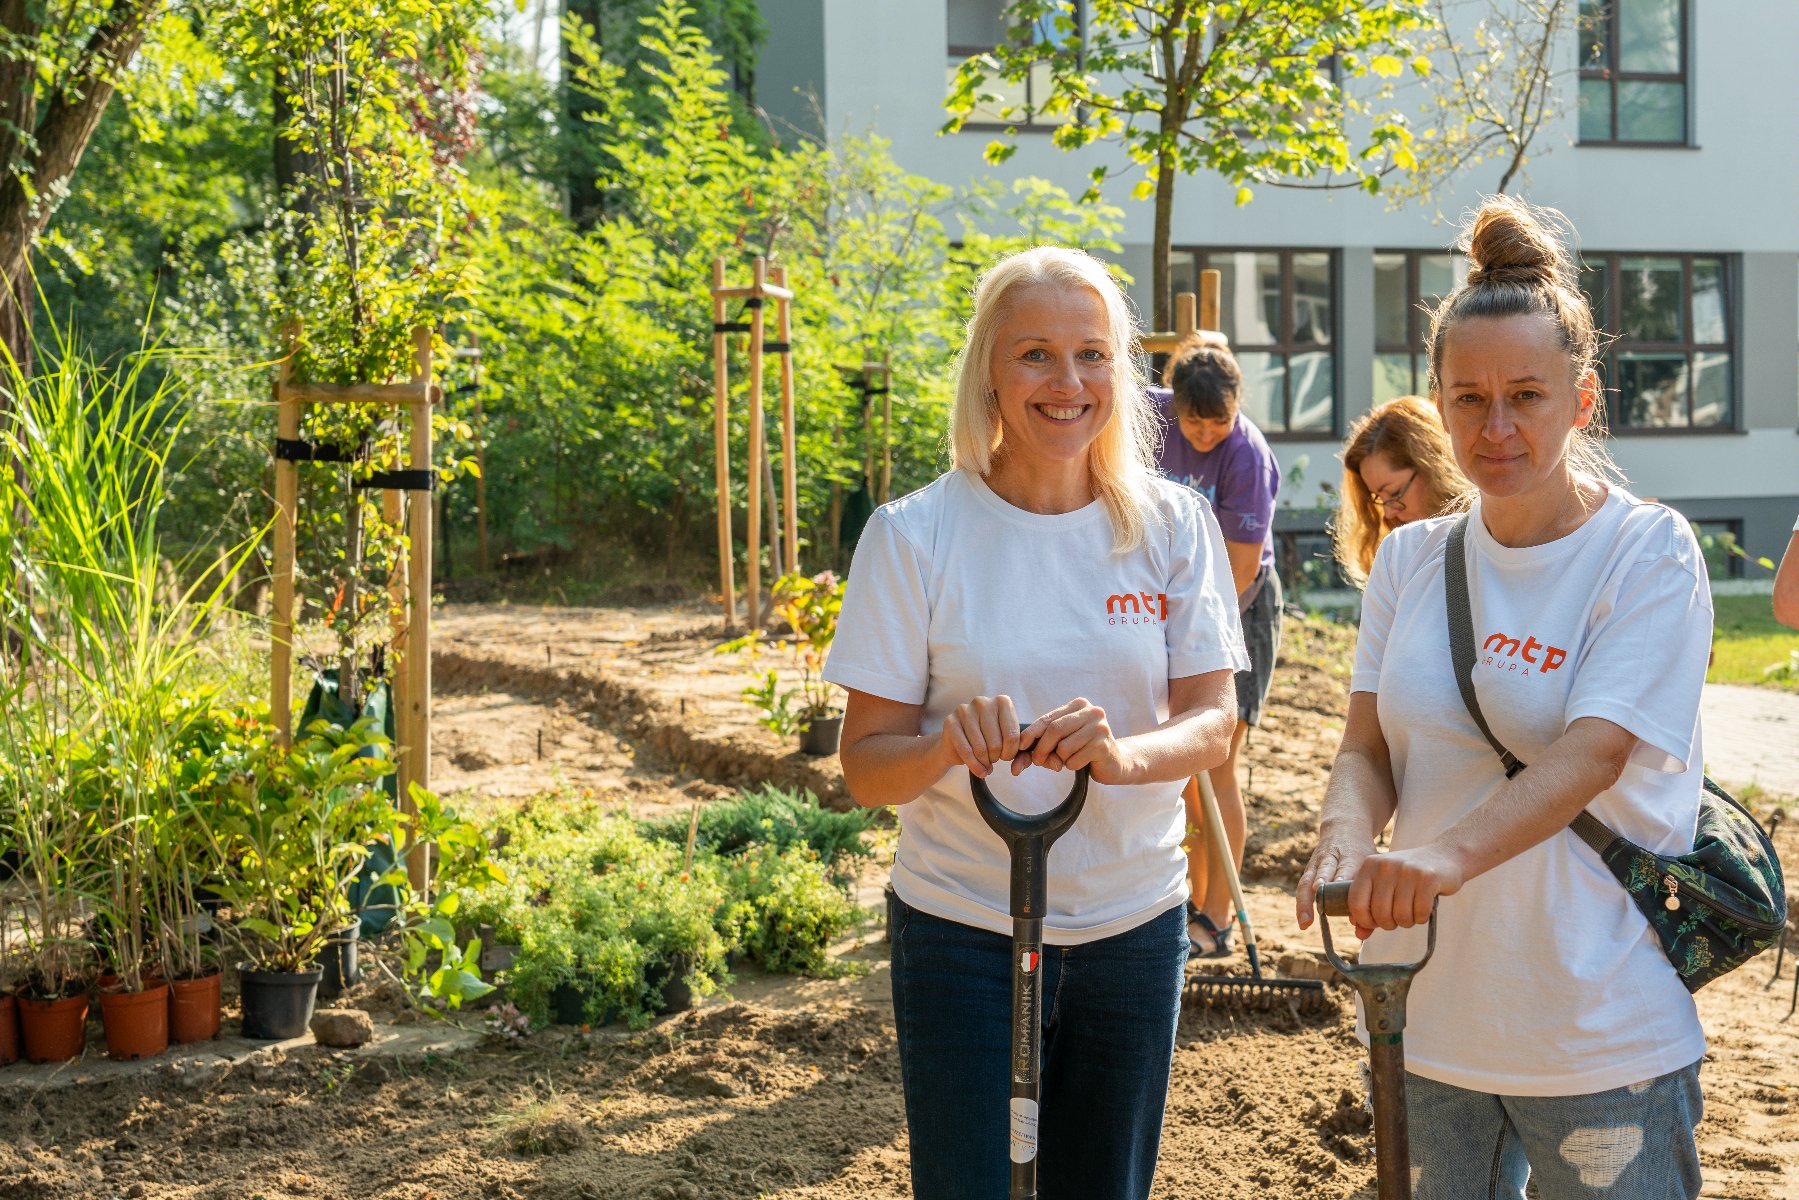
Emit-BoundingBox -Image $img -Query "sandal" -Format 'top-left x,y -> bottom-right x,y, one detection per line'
1187,904 -> 1235,959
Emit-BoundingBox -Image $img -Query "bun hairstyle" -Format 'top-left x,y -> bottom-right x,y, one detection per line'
1165,336 -> 1242,422
1425,194 -> 1623,485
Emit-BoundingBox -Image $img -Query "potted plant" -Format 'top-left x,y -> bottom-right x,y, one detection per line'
0,888 -> 23,1066
723,571 -> 846,755
155,695 -> 259,1044
211,715 -> 402,1040
5,731 -> 96,1063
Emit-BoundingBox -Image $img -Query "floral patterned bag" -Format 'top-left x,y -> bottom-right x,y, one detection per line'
1445,515 -> 1787,992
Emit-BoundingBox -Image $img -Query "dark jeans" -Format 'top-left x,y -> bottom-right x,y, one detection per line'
889,893 -> 1188,1200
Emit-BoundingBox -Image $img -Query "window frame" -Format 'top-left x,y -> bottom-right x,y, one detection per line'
1373,249 -> 1467,400
1175,245 -> 1340,439
1577,0 -> 1690,146
1696,518 -> 1746,579
948,0 -> 1085,133
1581,251 -> 1737,433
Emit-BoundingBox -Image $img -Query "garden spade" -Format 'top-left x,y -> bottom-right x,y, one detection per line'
970,764 -> 1090,1200
1315,880 -> 1438,1200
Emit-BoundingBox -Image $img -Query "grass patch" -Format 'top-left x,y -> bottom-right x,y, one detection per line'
1708,595 -> 1799,692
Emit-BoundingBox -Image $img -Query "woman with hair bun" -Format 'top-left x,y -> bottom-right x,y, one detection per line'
1297,196 -> 1713,1199
826,246 -> 1247,1199
1333,395 -> 1472,586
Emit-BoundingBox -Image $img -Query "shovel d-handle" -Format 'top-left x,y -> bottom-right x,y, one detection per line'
970,766 -> 1089,1200
970,766 -> 1091,921
1314,879 -> 1439,1200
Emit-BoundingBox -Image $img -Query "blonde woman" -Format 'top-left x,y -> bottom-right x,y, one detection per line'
1298,197 -> 1712,1198
825,247 -> 1246,1200
1332,395 -> 1471,586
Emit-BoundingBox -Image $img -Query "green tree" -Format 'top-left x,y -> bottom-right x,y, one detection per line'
1386,0 -> 1574,209
0,0 -> 160,364
945,0 -> 1430,330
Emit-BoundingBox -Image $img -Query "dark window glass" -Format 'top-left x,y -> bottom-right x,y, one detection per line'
1188,248 -> 1338,433
948,0 -> 1082,128
1581,252 -> 1733,429
1372,250 -> 1465,403
1579,0 -> 1687,145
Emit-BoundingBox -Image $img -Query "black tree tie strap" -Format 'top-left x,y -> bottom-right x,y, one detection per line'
274,437 -> 364,464
354,469 -> 436,492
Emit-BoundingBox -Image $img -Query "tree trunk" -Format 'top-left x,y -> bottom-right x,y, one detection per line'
563,0 -> 606,225
0,3 -> 154,356
1152,162 -> 1176,335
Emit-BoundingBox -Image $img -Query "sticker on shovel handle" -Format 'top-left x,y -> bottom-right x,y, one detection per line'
1020,950 -> 1039,974
1009,1098 -> 1039,1163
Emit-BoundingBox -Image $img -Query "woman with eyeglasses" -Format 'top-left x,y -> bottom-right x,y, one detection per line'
1332,395 -> 1471,587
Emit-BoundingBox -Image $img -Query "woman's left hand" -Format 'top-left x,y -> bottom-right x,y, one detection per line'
1015,697 -> 1137,785
1343,842 -> 1468,938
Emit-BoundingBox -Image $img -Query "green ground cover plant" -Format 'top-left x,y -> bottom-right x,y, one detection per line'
470,790 -> 869,1028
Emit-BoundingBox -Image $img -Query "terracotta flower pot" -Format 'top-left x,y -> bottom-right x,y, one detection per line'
98,982 -> 170,1060
168,970 -> 222,1044
0,993 -> 19,1066
19,992 -> 88,1063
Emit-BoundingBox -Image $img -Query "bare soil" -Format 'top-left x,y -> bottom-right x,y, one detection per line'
1,604 -> 1794,1200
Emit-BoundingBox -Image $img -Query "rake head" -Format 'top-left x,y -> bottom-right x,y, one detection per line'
1183,970 -> 1335,1016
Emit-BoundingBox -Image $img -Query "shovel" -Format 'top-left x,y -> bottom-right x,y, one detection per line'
1315,880 -> 1438,1200
970,764 -> 1091,1200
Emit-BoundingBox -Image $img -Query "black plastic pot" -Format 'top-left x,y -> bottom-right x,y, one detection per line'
237,963 -> 323,1040
550,982 -> 594,1026
648,953 -> 696,1015
799,715 -> 843,757
317,927 -> 362,1000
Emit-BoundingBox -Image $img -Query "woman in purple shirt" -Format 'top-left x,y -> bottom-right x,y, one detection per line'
1152,338 -> 1283,956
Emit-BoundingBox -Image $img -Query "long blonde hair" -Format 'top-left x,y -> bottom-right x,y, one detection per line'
1332,396 -> 1470,586
950,246 -> 1157,553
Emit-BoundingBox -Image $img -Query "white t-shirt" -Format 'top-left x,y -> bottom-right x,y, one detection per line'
1353,486 -> 1710,1096
823,469 -> 1249,943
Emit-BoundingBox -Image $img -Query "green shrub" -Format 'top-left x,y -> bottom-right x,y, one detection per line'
722,843 -> 862,977
643,784 -> 878,888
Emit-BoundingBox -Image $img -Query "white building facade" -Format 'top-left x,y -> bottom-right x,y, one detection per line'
755,0 -> 1798,582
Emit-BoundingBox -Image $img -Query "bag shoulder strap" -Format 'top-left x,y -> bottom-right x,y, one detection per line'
1442,514 -> 1620,858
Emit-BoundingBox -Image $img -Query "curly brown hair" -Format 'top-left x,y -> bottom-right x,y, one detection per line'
1164,334 -> 1241,422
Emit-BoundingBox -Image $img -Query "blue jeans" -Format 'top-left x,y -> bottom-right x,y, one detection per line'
1406,1063 -> 1704,1199
888,893 -> 1188,1200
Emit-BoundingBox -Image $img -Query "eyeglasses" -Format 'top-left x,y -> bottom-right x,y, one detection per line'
1372,470 -> 1417,510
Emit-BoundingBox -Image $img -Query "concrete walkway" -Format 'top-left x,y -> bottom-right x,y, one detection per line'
1701,682 -> 1798,798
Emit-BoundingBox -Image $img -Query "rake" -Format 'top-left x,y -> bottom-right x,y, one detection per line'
1181,772 -> 1331,1014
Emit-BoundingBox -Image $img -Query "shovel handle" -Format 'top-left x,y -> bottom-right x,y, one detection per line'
970,766 -> 1091,846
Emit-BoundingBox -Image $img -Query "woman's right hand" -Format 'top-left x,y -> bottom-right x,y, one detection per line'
941,694 -> 1022,779
1294,832 -> 1377,936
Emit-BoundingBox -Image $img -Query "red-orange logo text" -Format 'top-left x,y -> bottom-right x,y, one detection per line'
1482,630 -> 1567,673
1106,593 -> 1168,625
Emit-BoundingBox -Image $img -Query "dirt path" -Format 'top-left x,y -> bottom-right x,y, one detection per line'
0,605 -> 1793,1199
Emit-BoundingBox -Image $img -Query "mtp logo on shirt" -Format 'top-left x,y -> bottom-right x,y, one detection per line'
1106,592 -> 1168,625
1482,629 -> 1567,675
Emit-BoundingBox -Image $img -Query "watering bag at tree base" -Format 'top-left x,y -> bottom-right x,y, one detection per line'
1570,780 -> 1787,992
300,670 -> 402,936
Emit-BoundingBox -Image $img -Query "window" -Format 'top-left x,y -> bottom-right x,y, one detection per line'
947,0 -> 1081,128
1373,250 -> 1467,402
1691,519 -> 1744,580
1278,530 -> 1350,592
1580,254 -> 1733,429
1578,0 -> 1688,144
1170,248 -> 1336,434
